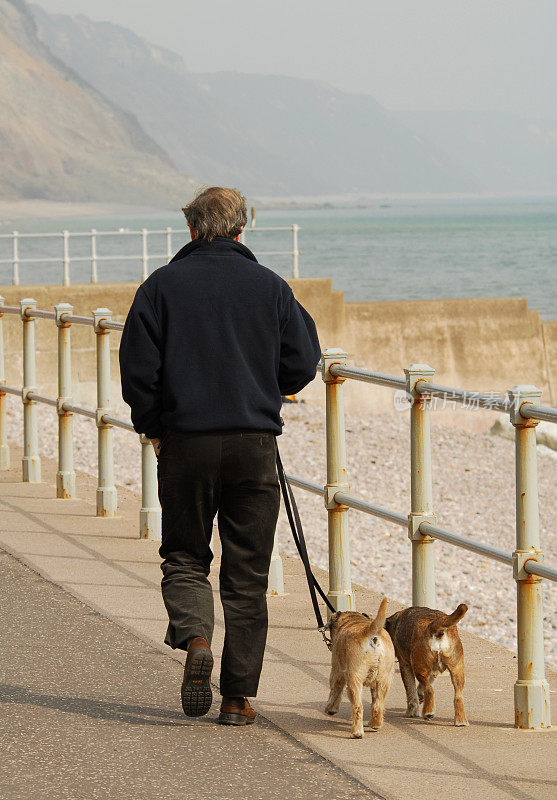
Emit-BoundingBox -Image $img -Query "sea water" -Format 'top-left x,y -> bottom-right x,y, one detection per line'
1,197 -> 555,320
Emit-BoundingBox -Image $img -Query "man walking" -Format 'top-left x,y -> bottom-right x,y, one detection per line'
119,187 -> 320,725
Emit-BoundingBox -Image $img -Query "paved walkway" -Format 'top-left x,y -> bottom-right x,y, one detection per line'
1,448 -> 556,800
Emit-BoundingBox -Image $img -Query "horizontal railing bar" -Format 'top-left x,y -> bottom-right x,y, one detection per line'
251,251 -> 295,256
285,474 -> 324,496
0,257 -> 65,264
86,230 -> 141,237
415,380 -> 510,412
329,363 -> 407,389
334,491 -> 408,526
0,255 -> 166,264
24,309 -> 56,320
283,480 -> 528,572
0,232 -> 62,239
98,320 -> 124,331
521,404 -> 557,424
421,522 -> 513,565
1,385 -> 20,396
59,313 -> 94,326
524,561 -> 557,582
85,254 -> 166,261
101,414 -> 135,431
1,251 -> 294,265
26,392 -> 57,407
61,402 -> 96,419
1,308 -> 119,329
0,226 -> 295,239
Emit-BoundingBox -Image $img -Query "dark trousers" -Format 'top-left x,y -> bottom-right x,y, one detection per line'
157,430 -> 280,697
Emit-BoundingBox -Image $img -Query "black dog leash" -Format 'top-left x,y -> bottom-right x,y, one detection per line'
276,448 -> 336,649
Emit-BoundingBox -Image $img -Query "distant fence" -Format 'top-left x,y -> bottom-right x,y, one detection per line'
0,224 -> 301,286
0,296 -> 556,730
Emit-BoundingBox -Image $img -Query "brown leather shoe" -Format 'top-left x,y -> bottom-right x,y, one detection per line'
218,697 -> 257,726
181,637 -> 213,717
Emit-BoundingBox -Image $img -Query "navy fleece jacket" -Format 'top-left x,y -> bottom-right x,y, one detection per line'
119,236 -> 321,438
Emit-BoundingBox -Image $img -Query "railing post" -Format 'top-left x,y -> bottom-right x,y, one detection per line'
291,224 -> 299,279
166,227 -> 172,261
12,231 -> 20,286
141,229 -> 148,281
90,229 -> 98,283
139,433 -> 161,539
62,230 -> 70,286
20,298 -> 41,482
405,364 -> 436,608
0,296 -> 9,470
93,308 -> 117,516
508,385 -> 550,729
321,348 -> 353,612
267,529 -> 284,595
54,303 -> 75,498
239,229 -> 246,245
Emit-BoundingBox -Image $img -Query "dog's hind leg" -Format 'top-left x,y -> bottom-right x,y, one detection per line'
369,679 -> 388,730
325,673 -> 345,716
347,680 -> 365,738
448,662 -> 468,726
399,661 -> 420,717
416,672 -> 435,719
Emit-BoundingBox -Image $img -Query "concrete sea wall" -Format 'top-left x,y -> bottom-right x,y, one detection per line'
1,280 -> 555,431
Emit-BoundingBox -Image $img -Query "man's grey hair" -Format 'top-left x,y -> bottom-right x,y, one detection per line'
182,186 -> 247,242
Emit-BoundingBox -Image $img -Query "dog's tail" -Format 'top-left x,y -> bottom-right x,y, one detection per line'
369,597 -> 388,634
438,603 -> 468,629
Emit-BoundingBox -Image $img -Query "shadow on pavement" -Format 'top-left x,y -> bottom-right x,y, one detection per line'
0,683 -> 190,726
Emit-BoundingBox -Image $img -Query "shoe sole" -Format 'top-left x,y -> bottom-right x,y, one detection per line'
218,712 -> 256,726
181,649 -> 213,717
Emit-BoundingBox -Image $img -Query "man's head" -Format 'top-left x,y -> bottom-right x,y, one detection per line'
182,187 -> 247,242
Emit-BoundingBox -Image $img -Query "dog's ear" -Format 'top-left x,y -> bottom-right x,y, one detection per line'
370,597 -> 388,633
325,610 -> 341,633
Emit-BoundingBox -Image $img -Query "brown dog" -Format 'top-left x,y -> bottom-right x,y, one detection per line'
385,604 -> 469,726
324,598 -> 395,738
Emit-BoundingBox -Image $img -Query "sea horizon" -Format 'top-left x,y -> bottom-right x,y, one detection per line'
1,195 -> 555,321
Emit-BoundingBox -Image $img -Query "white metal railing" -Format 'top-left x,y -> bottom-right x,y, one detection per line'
0,301 -> 555,730
0,225 -> 302,286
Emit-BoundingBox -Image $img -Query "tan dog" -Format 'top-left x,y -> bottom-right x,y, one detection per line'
385,604 -> 469,726
324,598 -> 395,738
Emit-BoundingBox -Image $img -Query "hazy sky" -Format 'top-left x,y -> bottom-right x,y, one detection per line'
33,0 -> 557,117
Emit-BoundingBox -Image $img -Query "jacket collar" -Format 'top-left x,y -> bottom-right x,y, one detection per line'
170,236 -> 258,264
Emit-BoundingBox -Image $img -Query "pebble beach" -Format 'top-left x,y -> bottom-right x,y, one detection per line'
5,393 -> 556,670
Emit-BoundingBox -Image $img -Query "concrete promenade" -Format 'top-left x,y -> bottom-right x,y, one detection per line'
1,448 -> 556,800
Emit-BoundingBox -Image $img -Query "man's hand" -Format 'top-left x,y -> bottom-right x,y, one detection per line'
150,438 -> 162,457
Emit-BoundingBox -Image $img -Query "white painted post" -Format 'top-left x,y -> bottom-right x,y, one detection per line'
20,298 -> 41,482
62,230 -> 70,286
321,348 -> 354,612
239,229 -> 246,245
508,385 -> 551,730
267,529 -> 284,595
292,224 -> 299,279
141,228 -> 148,281
0,296 -> 9,470
166,227 -> 172,261
54,303 -> 75,498
405,364 -> 436,608
139,433 -> 161,539
90,230 -> 98,283
93,308 -> 117,516
12,231 -> 19,286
